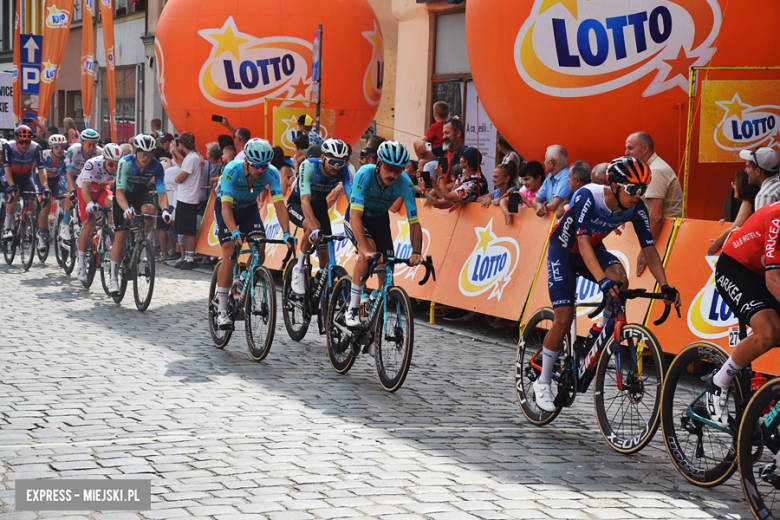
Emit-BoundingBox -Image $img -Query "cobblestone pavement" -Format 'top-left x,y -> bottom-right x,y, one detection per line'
0,260 -> 754,520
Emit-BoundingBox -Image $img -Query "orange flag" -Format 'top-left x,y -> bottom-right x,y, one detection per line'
99,0 -> 117,142
36,0 -> 75,128
80,0 -> 95,128
12,0 -> 21,126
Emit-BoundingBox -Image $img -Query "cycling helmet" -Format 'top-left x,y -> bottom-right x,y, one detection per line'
243,138 -> 274,165
321,138 -> 349,160
80,128 -> 100,143
132,134 -> 156,153
377,140 -> 410,168
102,143 -> 122,162
15,125 -> 34,141
607,156 -> 652,185
48,134 -> 68,146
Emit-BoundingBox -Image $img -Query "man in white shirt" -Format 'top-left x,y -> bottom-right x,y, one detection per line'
172,132 -> 204,269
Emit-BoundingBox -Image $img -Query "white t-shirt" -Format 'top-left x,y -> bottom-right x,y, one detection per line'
164,164 -> 180,209
177,151 -> 203,204
235,150 -> 246,161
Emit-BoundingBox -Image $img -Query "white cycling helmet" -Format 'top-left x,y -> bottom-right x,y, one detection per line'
80,128 -> 100,143
48,134 -> 67,146
132,134 -> 156,153
102,143 -> 122,161
321,138 -> 349,160
243,138 -> 274,165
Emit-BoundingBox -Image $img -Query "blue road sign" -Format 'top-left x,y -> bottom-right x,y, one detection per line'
21,64 -> 40,94
20,35 -> 42,65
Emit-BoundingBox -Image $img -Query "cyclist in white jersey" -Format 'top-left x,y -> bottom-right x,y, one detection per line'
64,129 -> 103,239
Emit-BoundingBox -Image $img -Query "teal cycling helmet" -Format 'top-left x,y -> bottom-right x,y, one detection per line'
80,128 -> 100,143
244,138 -> 274,165
377,140 -> 410,168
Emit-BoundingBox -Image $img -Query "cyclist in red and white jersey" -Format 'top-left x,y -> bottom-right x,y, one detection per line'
708,200 -> 780,426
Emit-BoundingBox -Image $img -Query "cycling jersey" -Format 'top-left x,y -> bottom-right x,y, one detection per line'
65,143 -> 103,173
348,164 -> 418,223
115,154 -> 166,195
42,149 -> 67,179
215,160 -> 283,210
2,140 -> 45,176
80,156 -> 117,189
550,184 -> 654,253
722,200 -> 780,275
290,158 -> 352,203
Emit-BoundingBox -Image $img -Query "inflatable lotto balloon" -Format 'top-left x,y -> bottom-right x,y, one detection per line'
467,1 -> 780,218
155,0 -> 384,151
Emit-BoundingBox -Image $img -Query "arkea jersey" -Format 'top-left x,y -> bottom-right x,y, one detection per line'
42,149 -> 67,179
550,184 -> 654,253
722,200 -> 780,275
349,164 -> 418,224
65,143 -> 103,173
290,158 -> 352,203
80,156 -> 117,188
216,160 -> 284,210
2,140 -> 45,176
115,155 -> 166,194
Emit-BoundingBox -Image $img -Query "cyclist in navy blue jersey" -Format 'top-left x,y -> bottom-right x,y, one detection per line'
1,126 -> 47,244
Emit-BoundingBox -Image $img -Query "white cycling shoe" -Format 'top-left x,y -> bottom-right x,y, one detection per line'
109,279 -> 119,294
76,265 -> 88,282
291,268 -> 306,295
217,310 -> 232,329
59,224 -> 71,240
533,380 -> 556,412
345,307 -> 361,328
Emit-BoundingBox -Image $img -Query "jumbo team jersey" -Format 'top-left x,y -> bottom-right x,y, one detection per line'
42,149 -> 67,179
2,141 -> 44,176
550,184 -> 654,253
290,158 -> 352,204
216,160 -> 284,210
65,143 -> 103,173
115,155 -> 166,194
349,164 -> 418,223
80,156 -> 117,188
722,201 -> 780,276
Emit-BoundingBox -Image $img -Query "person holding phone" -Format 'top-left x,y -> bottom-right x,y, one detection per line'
413,118 -> 467,188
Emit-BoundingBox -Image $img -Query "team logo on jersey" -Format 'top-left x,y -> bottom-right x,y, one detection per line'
713,93 -> 780,152
197,17 -> 312,108
458,218 -> 519,301
81,56 -> 94,77
688,255 -> 739,339
362,21 -> 384,107
392,218 -> 430,280
45,4 -> 70,29
514,0 -> 721,97
573,250 -> 629,317
41,61 -> 58,84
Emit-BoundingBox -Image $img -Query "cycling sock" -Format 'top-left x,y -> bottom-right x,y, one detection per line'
294,252 -> 306,272
77,251 -> 86,269
4,214 -> 12,229
38,226 -> 45,236
110,260 -> 119,281
539,347 -> 560,385
185,251 -> 194,262
216,286 -> 230,312
714,357 -> 744,388
350,282 -> 364,310
63,210 -> 71,225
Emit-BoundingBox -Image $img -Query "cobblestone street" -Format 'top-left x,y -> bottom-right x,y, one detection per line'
0,261 -> 753,520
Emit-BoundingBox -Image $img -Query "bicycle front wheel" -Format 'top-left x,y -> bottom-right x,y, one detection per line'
54,213 -> 64,267
326,276 -> 356,374
208,260 -> 232,348
133,238 -> 155,311
20,212 -> 35,270
282,258 -> 311,341
3,225 -> 16,265
62,220 -> 76,274
374,286 -> 414,392
245,266 -> 276,361
99,227 -> 115,296
738,377 -> 780,520
594,323 -> 665,454
37,217 -> 51,264
660,342 -> 742,487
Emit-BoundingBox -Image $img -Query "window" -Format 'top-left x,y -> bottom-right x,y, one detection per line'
73,0 -> 81,22
1,0 -> 15,53
429,10 -> 470,127
100,66 -> 136,142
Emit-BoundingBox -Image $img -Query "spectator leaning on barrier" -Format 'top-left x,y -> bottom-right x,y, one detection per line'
172,132 -> 203,270
202,142 -> 222,205
708,168 -> 761,256
533,144 -> 571,217
425,147 -> 487,206
424,101 -> 449,148
479,162 -> 517,208
591,162 -> 608,185
556,160 -> 592,219
741,146 -> 780,210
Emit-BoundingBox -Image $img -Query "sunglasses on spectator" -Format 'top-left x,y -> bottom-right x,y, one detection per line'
137,151 -> 154,158
324,157 -> 345,168
105,160 -> 118,168
51,145 -> 65,150
616,183 -> 648,196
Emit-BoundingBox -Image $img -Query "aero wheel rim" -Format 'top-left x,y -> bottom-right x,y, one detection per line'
517,320 -> 555,417
329,287 -> 352,363
377,297 -> 409,381
249,275 -> 271,343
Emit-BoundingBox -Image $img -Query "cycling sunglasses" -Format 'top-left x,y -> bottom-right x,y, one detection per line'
51,145 -> 65,150
616,183 -> 648,196
105,160 -> 118,168
136,151 -> 154,158
16,140 -> 31,145
248,161 -> 268,171
324,157 -> 345,168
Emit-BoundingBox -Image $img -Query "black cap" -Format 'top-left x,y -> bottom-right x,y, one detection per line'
359,146 -> 377,159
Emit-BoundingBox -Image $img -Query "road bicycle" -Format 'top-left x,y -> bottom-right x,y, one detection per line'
112,214 -> 157,311
1,191 -> 39,270
51,194 -> 70,268
34,192 -> 58,265
57,195 -> 81,275
325,253 -> 435,392
281,232 -> 349,341
208,235 -> 293,361
77,206 -> 114,292
515,286 -> 678,453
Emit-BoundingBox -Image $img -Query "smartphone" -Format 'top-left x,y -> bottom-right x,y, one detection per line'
437,157 -> 448,171
508,192 -> 520,214
421,170 -> 433,189
211,114 -> 223,122
425,142 -> 432,152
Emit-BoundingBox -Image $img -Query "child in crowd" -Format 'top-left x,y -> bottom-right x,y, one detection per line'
425,101 -> 449,148
500,161 -> 545,225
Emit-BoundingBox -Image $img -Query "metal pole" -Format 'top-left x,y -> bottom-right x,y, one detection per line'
315,24 -> 322,135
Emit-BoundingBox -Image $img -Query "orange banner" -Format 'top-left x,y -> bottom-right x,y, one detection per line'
80,0 -> 95,128
99,0 -> 117,142
12,1 -> 21,126
36,0 -> 75,127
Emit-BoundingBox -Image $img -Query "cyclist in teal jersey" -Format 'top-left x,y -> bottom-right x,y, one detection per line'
213,138 -> 294,329
109,134 -> 171,294
344,140 -> 423,328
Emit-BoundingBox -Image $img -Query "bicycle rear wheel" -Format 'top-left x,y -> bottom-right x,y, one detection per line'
62,219 -> 76,274
37,219 -> 51,264
208,260 -> 232,348
133,238 -> 155,311
3,227 -> 16,265
282,258 -> 311,341
54,213 -> 63,267
20,212 -> 35,270
245,266 -> 276,361
82,242 -> 97,288
738,377 -> 780,520
99,227 -> 115,296
594,324 -> 665,454
515,307 -> 567,425
660,342 -> 742,487
375,286 -> 414,392
326,276 -> 356,374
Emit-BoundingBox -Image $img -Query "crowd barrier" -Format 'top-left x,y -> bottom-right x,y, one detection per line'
194,193 -> 776,375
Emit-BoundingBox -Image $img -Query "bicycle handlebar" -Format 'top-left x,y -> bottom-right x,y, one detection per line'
587,285 -> 681,326
229,234 -> 295,262
359,253 -> 436,286
305,232 -> 348,256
